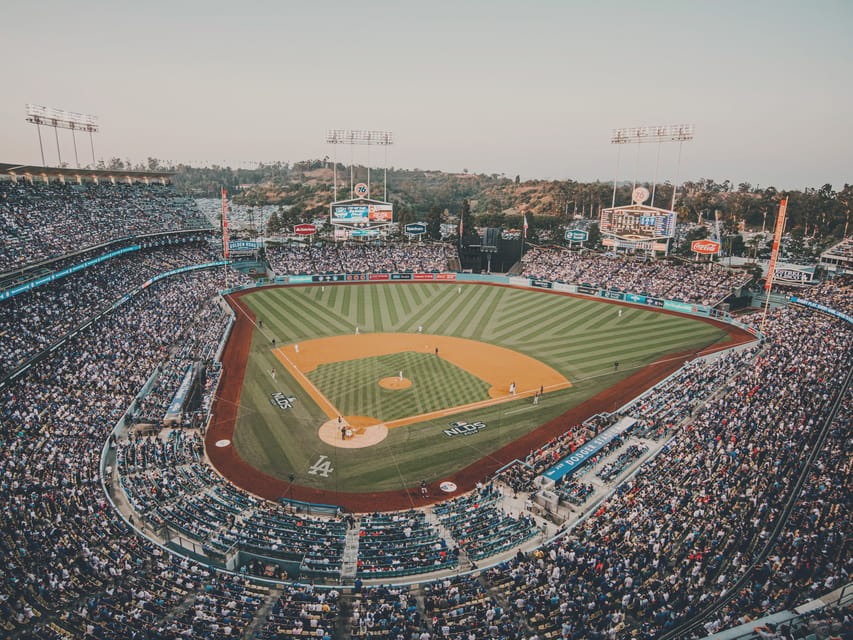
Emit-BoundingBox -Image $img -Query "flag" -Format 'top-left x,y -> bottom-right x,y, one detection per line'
459,216 -> 463,237
523,213 -> 529,237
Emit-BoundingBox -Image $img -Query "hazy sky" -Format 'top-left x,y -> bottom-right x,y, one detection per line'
1,0 -> 850,190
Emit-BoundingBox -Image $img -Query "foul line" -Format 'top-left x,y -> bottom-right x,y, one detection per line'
274,348 -> 343,420
383,382 -> 571,429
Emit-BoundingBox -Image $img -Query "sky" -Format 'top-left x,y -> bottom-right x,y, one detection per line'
1,0 -> 851,190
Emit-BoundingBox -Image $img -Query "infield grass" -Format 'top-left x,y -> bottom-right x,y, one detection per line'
231,282 -> 729,493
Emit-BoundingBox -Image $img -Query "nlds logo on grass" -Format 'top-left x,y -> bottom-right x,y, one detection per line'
270,392 -> 296,410
443,420 -> 487,438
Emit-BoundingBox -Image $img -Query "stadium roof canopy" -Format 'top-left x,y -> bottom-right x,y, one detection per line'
0,162 -> 175,182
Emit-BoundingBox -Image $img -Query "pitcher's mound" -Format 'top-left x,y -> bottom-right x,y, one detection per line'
318,415 -> 389,449
379,377 -> 412,389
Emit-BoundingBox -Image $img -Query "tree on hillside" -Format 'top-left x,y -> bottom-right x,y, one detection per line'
677,226 -> 710,256
426,206 -> 442,240
586,223 -> 602,250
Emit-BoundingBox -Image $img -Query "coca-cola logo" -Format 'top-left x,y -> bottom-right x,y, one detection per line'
691,240 -> 721,254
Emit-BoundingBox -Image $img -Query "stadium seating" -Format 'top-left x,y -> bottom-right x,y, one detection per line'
0,179 -> 849,639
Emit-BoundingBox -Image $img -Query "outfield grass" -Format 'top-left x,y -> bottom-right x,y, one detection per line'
232,283 -> 728,493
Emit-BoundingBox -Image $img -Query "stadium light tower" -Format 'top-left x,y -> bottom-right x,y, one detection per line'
610,124 -> 694,209
326,129 -> 393,201
25,104 -> 100,168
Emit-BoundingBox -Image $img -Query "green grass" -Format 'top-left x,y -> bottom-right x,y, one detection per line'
232,282 -> 729,493
308,352 -> 490,422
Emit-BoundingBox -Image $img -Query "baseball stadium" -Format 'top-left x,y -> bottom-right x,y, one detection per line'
0,159 -> 850,640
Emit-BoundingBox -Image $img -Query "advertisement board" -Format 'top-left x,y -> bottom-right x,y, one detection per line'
691,239 -> 721,254
331,204 -> 370,222
294,224 -> 317,236
405,222 -> 427,235
624,293 -> 647,305
531,279 -> 553,289
565,229 -> 589,242
368,204 -> 393,221
599,290 -> 624,300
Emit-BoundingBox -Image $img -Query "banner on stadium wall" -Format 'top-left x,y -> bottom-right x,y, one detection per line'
508,276 -> 530,287
435,273 -> 457,281
413,273 -> 435,280
576,285 -> 597,295
312,274 -> 347,282
599,290 -> 624,300
553,282 -> 575,293
369,273 -> 390,280
789,296 -> 853,325
391,273 -> 412,280
543,417 -> 637,483
0,245 -> 141,301
530,279 -> 553,289
288,275 -> 313,283
663,300 -> 701,314
623,293 -> 647,305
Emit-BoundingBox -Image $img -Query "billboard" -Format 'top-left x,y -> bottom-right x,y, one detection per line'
330,198 -> 394,224
228,240 -> 259,255
405,222 -> 427,235
565,229 -> 588,242
691,239 -> 721,254
294,223 -> 317,236
331,203 -> 370,223
600,205 -> 676,241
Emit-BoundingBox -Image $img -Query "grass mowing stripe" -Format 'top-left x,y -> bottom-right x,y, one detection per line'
264,292 -> 345,339
468,286 -> 506,340
443,283 -> 493,336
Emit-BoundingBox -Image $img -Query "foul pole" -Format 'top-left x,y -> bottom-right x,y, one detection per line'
760,197 -> 788,334
222,189 -> 230,290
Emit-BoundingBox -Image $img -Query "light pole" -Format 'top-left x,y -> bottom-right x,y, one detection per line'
26,104 -> 99,168
326,130 -> 393,201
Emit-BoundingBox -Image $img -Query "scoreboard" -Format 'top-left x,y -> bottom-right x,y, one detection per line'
330,198 -> 393,225
600,205 -> 675,241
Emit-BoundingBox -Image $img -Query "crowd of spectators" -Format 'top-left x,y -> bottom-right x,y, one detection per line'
478,299 -> 851,639
0,178 -> 849,639
0,180 -> 212,272
267,242 -> 457,275
0,242 -> 224,378
521,247 -> 750,305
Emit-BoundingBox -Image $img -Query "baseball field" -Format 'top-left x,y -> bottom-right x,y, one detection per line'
207,282 -> 743,509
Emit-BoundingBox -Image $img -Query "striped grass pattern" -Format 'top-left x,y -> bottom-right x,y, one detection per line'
235,283 -> 728,491
308,352 -> 491,422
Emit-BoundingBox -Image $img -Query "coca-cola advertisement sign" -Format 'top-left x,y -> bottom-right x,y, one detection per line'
691,239 -> 721,254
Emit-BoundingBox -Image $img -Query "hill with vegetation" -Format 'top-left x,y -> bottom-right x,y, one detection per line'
162,158 -> 850,259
